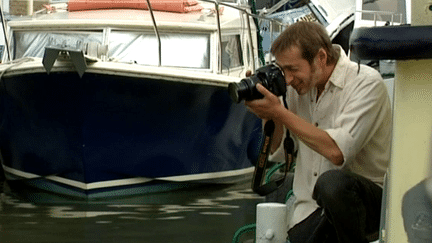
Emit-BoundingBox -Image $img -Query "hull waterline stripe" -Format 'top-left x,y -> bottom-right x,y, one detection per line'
156,166 -> 254,182
2,165 -> 254,190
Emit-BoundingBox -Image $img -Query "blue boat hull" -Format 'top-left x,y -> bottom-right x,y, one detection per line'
0,72 -> 262,198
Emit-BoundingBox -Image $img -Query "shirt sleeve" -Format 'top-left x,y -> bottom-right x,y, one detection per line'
325,74 -> 390,165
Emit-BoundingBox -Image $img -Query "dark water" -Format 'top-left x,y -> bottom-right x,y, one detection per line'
0,179 -> 264,243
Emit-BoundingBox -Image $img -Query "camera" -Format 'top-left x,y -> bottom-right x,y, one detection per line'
228,64 -> 286,103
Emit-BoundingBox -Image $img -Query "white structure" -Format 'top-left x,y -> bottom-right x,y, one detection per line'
256,203 -> 288,243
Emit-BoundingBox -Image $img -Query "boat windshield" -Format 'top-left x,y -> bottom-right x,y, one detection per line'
11,29 -> 245,71
109,31 -> 210,69
12,31 -> 103,59
10,30 -> 216,69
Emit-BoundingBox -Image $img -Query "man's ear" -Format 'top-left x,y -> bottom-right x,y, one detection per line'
316,48 -> 327,66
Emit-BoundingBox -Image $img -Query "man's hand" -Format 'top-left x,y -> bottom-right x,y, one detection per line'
244,83 -> 284,121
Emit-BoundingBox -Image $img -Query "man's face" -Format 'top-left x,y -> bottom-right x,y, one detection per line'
275,46 -> 322,95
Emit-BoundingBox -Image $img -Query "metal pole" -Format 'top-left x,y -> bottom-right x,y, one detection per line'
245,10 -> 255,71
0,5 -> 10,62
269,20 -> 274,64
146,0 -> 161,66
215,1 -> 222,73
26,0 -> 33,16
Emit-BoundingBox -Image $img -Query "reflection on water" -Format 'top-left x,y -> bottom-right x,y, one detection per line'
0,179 -> 264,243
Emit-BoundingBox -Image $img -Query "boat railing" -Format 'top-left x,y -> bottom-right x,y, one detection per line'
212,0 -> 287,70
143,0 -> 286,73
355,10 -> 404,27
191,0 -> 285,73
145,0 -> 161,67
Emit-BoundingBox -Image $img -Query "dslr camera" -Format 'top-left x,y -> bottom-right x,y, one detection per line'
228,64 -> 286,103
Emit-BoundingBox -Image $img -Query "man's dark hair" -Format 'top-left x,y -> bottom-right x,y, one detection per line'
271,21 -> 339,65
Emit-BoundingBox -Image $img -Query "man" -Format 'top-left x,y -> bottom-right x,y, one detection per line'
245,21 -> 391,243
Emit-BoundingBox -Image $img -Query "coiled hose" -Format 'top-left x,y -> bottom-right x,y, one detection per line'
232,162 -> 294,243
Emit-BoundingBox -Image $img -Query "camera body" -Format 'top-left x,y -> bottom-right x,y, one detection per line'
228,64 -> 286,103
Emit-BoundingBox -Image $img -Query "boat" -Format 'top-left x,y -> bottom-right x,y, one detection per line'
256,0 -> 357,63
0,0 -> 266,199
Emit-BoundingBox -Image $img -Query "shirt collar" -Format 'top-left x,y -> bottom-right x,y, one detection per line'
327,45 -> 349,89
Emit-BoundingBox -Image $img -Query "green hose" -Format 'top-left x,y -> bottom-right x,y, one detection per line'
232,161 -> 296,243
285,189 -> 294,204
232,223 -> 256,243
265,163 -> 286,184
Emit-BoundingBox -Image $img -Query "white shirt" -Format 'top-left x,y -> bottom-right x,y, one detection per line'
279,45 -> 392,228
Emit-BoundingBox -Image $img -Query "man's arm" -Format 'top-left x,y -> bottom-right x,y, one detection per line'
270,120 -> 285,154
246,84 -> 344,166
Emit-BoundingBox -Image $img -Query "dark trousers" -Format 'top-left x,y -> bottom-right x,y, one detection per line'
288,170 -> 383,243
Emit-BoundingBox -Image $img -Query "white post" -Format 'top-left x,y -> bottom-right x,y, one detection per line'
256,203 -> 288,243
386,0 -> 432,242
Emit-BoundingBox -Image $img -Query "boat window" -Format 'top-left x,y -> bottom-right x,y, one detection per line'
108,31 -> 210,69
11,31 -> 103,59
221,35 -> 243,70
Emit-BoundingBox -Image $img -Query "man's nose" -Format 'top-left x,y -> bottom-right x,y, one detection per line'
284,71 -> 293,85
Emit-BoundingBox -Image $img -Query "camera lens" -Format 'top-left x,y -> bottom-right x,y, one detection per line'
227,64 -> 285,104
228,81 -> 246,103
228,77 -> 260,103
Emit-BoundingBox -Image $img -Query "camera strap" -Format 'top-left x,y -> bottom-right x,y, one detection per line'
252,96 -> 295,196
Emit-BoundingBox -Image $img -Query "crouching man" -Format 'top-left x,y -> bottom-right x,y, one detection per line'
245,21 -> 392,243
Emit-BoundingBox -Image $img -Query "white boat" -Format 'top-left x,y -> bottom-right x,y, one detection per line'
0,0 -> 266,199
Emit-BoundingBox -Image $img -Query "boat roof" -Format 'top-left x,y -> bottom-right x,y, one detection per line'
7,1 -> 250,32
